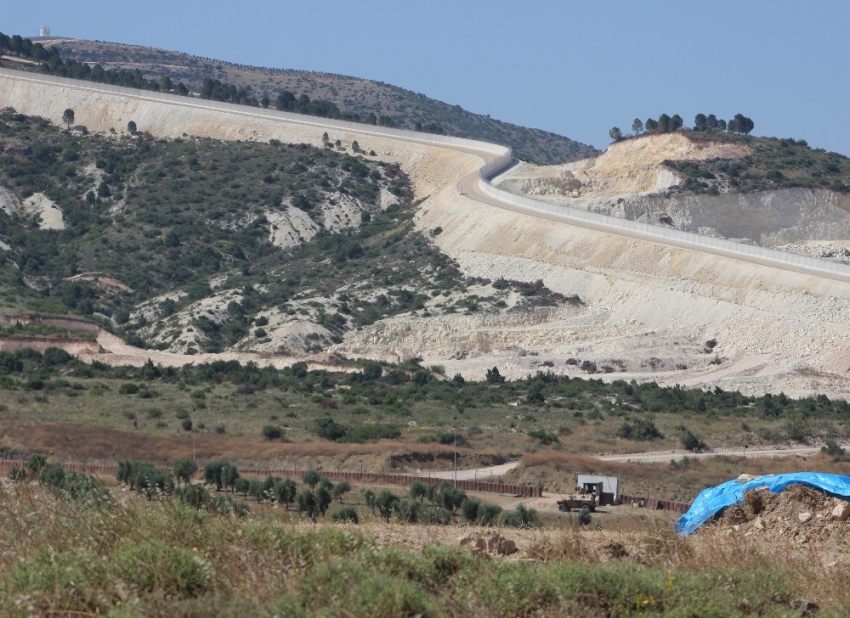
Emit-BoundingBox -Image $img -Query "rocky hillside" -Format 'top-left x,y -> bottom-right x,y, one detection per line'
40,38 -> 597,165
496,132 -> 850,258
0,109 -> 576,356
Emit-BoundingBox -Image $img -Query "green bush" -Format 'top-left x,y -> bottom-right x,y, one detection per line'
303,469 -> 322,489
375,489 -> 400,522
331,506 -> 359,523
528,428 -> 557,445
173,458 -> 198,484
501,503 -> 539,529
314,417 -> 348,441
394,497 -> 421,523
117,460 -> 174,499
680,428 -> 707,452
118,382 -> 139,395
409,480 -> 428,502
112,540 -> 210,597
478,503 -> 503,526
296,488 -> 317,516
332,480 -> 351,503
203,460 -> 239,492
420,506 -> 453,525
436,482 -> 466,513
460,498 -> 481,523
783,413 -> 810,442
616,419 -> 663,441
175,483 -> 209,509
417,432 -> 468,446
822,440 -> 846,457
261,424 -> 284,440
27,453 -> 47,474
273,478 -> 298,508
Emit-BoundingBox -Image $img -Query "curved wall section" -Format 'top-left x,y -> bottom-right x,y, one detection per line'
0,67 -> 508,158
478,168 -> 850,283
3,67 -> 850,283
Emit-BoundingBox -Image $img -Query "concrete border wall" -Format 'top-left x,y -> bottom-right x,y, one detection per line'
0,67 -> 507,158
3,66 -> 850,283
478,155 -> 850,281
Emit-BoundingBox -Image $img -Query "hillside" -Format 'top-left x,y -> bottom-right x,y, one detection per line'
4,66 -> 850,399
0,109 -> 574,355
37,38 -> 597,165
495,131 -> 850,257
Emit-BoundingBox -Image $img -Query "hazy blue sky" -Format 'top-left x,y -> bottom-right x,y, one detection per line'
4,1 -> 849,154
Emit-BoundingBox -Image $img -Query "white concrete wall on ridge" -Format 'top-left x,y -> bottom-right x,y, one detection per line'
2,67 -> 848,282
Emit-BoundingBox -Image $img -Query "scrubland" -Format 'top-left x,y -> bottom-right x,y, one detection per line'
0,476 -> 847,617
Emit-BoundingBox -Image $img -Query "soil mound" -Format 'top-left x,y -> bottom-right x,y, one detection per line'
714,484 -> 850,559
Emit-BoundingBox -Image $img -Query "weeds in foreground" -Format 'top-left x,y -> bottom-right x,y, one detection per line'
0,482 -> 849,616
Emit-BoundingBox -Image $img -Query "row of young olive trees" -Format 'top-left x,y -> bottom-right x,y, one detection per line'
116,458 -> 353,520
360,480 -> 539,529
13,454 -> 538,528
111,458 -> 539,527
8,455 -> 108,504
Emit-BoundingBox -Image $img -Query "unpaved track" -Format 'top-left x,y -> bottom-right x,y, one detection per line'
597,443 -> 846,463
442,443 -> 846,479
428,461 -> 519,481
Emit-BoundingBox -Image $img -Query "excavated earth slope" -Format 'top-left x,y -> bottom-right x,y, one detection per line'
3,72 -> 850,397
497,134 -> 850,255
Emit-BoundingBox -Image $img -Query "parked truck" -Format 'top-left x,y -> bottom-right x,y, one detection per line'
557,480 -> 604,512
556,475 -> 620,512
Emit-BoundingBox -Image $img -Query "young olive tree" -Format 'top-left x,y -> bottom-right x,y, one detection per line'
332,480 -> 351,503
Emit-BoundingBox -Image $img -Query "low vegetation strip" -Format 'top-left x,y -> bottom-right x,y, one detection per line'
200,468 -> 542,497
0,459 -> 541,497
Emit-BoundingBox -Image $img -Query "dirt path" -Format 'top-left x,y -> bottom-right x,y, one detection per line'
597,444 -> 840,463
443,442 -> 846,479
428,461 -> 520,481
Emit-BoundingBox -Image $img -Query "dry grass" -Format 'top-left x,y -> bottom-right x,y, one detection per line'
1,479 -> 848,616
0,414 -> 504,470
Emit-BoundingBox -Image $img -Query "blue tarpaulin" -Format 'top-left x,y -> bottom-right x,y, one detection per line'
675,472 -> 850,535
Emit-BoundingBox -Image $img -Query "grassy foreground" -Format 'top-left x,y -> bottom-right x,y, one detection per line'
0,481 -> 845,617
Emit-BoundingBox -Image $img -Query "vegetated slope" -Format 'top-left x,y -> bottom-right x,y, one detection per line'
0,110 -> 573,355
665,131 -> 850,195
48,38 -> 597,165
2,343 -> 847,461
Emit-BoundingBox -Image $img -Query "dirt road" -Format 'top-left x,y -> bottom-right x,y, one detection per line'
441,442 -> 845,480
597,444 -> 841,463
428,461 -> 520,481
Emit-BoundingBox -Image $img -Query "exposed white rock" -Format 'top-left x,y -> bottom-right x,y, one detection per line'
0,185 -> 21,216
21,193 -> 65,230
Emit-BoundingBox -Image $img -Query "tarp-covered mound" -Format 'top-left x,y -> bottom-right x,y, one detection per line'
675,473 -> 850,535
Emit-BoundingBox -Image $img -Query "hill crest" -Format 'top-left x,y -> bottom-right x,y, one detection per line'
37,38 -> 597,165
